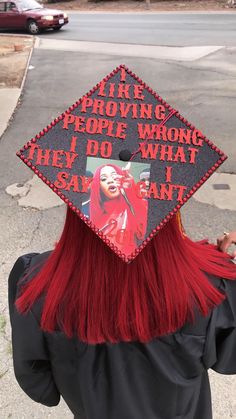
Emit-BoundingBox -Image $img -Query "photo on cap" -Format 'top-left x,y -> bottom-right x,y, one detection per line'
83,157 -> 150,255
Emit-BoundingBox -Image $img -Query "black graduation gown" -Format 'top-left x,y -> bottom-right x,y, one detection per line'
8,252 -> 236,419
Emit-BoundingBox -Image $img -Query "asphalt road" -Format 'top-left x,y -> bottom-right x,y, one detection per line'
38,12 -> 236,46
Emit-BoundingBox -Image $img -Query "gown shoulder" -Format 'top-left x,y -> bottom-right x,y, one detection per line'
203,275 -> 236,374
8,251 -> 60,407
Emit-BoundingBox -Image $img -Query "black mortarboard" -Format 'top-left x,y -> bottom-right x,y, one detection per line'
17,65 -> 227,262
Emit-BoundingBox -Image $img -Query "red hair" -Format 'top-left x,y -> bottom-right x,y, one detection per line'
16,208 -> 236,344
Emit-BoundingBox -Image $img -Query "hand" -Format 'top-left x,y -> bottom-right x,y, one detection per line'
217,231 -> 236,257
138,183 -> 148,198
114,165 -> 133,189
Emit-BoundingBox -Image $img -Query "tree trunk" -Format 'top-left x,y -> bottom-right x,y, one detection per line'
227,0 -> 236,6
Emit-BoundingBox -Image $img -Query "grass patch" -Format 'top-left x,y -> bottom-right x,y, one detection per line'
6,341 -> 13,356
0,314 -> 6,336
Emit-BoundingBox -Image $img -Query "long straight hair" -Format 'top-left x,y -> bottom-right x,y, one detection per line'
16,208 -> 236,344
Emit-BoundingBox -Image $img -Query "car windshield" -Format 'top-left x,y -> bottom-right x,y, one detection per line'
18,0 -> 43,10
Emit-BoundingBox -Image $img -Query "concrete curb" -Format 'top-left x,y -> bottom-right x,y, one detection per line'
20,35 -> 35,91
0,35 -> 35,140
36,39 -> 223,61
65,10 -> 236,14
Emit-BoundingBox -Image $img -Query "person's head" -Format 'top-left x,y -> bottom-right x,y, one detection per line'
99,165 -> 121,200
90,164 -> 124,218
139,168 -> 150,191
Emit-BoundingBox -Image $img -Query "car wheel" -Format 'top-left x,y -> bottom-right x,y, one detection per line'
27,19 -> 40,35
53,26 -> 62,31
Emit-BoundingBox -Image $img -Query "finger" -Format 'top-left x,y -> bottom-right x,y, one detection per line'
122,183 -> 132,189
221,236 -> 233,253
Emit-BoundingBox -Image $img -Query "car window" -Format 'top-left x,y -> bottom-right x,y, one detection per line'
0,2 -> 6,11
6,1 -> 17,10
18,0 -> 42,10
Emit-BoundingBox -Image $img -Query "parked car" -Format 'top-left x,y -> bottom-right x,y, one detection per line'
0,0 -> 68,34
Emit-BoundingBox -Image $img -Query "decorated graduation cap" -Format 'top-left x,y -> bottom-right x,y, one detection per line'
17,65 -> 227,262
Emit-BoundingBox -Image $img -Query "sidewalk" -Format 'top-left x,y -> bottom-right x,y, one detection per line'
48,0 -> 236,12
0,88 -> 21,137
0,34 -> 34,139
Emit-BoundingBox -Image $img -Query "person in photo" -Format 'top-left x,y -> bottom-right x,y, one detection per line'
89,163 -> 148,255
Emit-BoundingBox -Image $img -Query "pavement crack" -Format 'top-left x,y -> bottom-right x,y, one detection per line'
165,60 -> 236,79
0,368 -> 9,379
27,212 -> 43,249
0,311 -> 10,345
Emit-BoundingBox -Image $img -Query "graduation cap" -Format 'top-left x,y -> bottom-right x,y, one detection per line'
17,64 -> 227,263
